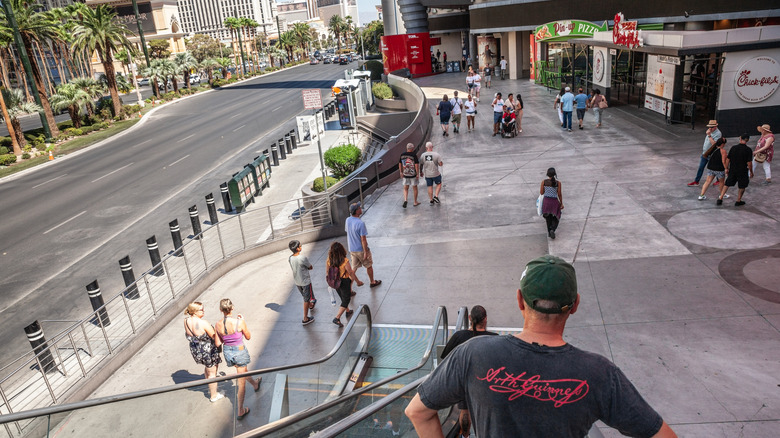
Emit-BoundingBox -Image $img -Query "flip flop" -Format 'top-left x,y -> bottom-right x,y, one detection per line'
254,376 -> 262,392
237,407 -> 250,420
370,280 -> 382,288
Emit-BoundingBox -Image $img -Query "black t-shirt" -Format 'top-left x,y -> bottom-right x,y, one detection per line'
418,335 -> 663,438
707,147 -> 725,171
441,329 -> 498,359
438,101 -> 453,119
399,151 -> 419,178
727,143 -> 753,176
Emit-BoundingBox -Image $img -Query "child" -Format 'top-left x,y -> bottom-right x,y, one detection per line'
288,240 -> 316,325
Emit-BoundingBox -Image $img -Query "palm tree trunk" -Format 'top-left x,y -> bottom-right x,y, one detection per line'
172,77 -> 178,93
85,49 -> 95,78
0,75 -> 22,155
100,56 -> 122,118
68,105 -> 81,128
0,49 -> 12,96
9,47 -> 32,103
33,40 -> 55,95
11,118 -> 26,148
22,35 -> 60,137
62,42 -> 77,81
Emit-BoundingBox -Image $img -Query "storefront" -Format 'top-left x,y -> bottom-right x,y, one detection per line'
531,20 -> 608,89
576,20 -> 780,135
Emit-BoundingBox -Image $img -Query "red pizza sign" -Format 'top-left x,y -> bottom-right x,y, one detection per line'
734,56 -> 779,103
612,12 -> 643,49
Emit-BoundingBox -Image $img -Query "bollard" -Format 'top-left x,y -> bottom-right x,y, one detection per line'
278,138 -> 287,159
219,183 -> 233,213
119,255 -> 140,299
169,219 -> 184,257
284,134 -> 293,155
146,235 -> 164,276
270,143 -> 280,166
86,280 -> 111,326
24,321 -> 56,372
206,193 -> 219,224
289,129 -> 298,149
189,205 -> 202,239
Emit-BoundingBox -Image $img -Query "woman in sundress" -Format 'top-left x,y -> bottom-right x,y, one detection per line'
184,301 -> 223,402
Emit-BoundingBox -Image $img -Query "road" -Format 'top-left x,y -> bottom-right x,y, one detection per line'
0,62 -> 352,368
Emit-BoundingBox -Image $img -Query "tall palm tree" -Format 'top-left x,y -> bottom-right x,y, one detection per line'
98,72 -> 131,94
4,0 -> 61,137
278,31 -> 295,62
199,57 -> 221,85
49,82 -> 89,128
223,17 -> 241,73
71,4 -> 136,118
344,16 -> 354,49
70,76 -> 105,118
291,22 -> 312,57
173,51 -> 197,89
1,87 -> 42,147
216,57 -> 231,79
328,15 -> 345,52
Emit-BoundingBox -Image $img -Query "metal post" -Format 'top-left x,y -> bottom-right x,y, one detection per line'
119,256 -> 140,299
79,321 -> 93,355
163,259 -> 176,298
375,159 -> 383,189
216,222 -> 226,259
284,134 -> 293,154
206,193 -> 219,224
120,293 -> 137,334
182,245 -> 194,283
132,0 -> 151,66
67,332 -> 87,378
169,219 -> 184,257
220,182 -> 233,213
24,321 -> 56,373
237,213 -> 247,249
34,355 -> 57,402
278,138 -> 287,159
143,275 -> 157,315
270,143 -> 280,166
267,206 -> 275,240
189,205 -> 202,239
86,280 -> 111,327
297,198 -> 305,231
146,235 -> 164,276
289,129 -> 298,149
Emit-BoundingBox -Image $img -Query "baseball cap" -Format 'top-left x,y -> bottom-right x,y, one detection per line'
349,202 -> 361,215
565,86 -> 571,92
519,255 -> 577,314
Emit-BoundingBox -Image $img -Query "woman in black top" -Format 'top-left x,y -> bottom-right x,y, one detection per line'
699,138 -> 727,201
540,168 -> 564,239
515,93 -> 524,133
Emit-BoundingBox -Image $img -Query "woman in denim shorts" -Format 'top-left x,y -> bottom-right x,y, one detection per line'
216,298 -> 261,420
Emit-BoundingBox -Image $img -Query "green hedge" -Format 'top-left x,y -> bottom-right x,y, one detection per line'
372,82 -> 392,100
312,176 -> 338,192
0,154 -> 17,166
0,146 -> 8,155
324,144 -> 361,180
364,60 -> 384,82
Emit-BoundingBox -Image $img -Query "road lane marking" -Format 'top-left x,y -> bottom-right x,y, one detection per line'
132,139 -> 152,148
272,106 -> 283,112
232,124 -> 246,132
43,211 -> 86,235
229,113 -> 242,119
90,162 -> 134,183
168,154 -> 190,167
32,174 -> 67,189
177,134 -> 195,143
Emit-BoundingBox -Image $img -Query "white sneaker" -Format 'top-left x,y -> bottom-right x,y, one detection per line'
210,392 -> 225,402
698,195 -> 706,200
723,194 -> 730,199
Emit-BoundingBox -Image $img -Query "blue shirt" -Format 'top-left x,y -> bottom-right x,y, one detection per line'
574,93 -> 588,109
561,92 -> 574,112
702,129 -> 722,153
345,216 -> 367,252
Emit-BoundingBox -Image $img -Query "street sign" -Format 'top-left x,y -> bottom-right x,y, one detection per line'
302,89 -> 323,109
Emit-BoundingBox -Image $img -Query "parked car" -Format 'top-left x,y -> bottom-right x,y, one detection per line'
323,57 -> 332,64
339,55 -> 349,65
137,77 -> 150,86
189,74 -> 201,85
309,58 -> 319,65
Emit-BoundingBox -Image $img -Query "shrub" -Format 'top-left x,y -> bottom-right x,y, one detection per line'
56,133 -> 70,142
312,176 -> 339,192
0,146 -> 8,155
0,137 -> 12,148
21,152 -> 30,159
93,122 -> 109,130
95,96 -> 122,116
372,82 -> 393,100
22,144 -> 32,153
324,144 -> 361,179
80,126 -> 95,134
0,154 -> 17,166
364,60 -> 384,82
100,108 -> 112,120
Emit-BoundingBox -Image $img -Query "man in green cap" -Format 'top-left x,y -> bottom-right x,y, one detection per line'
406,255 -> 677,438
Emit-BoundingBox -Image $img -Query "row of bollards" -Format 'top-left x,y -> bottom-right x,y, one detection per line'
25,126 -> 306,372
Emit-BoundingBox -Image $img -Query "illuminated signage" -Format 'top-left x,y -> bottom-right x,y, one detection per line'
612,13 -> 643,49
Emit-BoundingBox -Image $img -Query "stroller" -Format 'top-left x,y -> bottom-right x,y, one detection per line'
501,110 -> 516,138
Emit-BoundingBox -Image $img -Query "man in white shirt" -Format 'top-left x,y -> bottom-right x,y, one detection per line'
450,91 -> 463,134
500,56 -> 507,80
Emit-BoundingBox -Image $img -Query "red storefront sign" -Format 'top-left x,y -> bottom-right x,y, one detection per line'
613,12 -> 643,49
381,33 -> 434,76
734,56 -> 780,103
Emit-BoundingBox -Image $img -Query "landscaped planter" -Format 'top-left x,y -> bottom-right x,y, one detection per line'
375,97 -> 407,111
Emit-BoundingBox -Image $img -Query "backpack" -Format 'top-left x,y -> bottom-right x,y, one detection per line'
326,264 -> 341,289
401,155 -> 417,178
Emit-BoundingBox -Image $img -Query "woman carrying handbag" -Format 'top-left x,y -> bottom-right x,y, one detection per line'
590,89 -> 607,128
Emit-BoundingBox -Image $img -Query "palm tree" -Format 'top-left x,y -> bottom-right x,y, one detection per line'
70,76 -> 105,118
49,82 -> 89,128
143,59 -> 167,96
199,57 -> 221,85
98,72 -> 131,94
223,17 -> 241,73
173,51 -> 197,89
71,4 -> 136,118
1,87 -> 42,148
291,22 -> 312,57
216,57 -> 231,79
344,16 -> 354,49
278,31 -> 295,62
328,15 -> 345,52
4,0 -> 61,137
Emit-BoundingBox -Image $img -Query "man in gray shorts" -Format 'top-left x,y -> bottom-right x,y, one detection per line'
288,240 -> 316,325
420,142 -> 443,205
398,143 -> 421,208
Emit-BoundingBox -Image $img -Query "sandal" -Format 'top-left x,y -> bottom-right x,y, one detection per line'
237,407 -> 250,420
332,318 -> 343,327
369,280 -> 382,288
346,310 -> 354,319
253,377 -> 262,392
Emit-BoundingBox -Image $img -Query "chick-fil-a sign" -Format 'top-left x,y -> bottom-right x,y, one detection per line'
612,12 -> 643,49
735,56 -> 779,103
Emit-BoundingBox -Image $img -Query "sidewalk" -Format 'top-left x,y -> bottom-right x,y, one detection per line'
90,73 -> 779,436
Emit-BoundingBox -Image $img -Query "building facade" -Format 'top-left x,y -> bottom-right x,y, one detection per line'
176,0 -> 276,43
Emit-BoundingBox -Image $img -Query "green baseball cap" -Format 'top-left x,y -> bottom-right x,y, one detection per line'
519,255 -> 577,314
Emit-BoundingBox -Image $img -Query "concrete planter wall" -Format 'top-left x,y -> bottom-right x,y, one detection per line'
375,97 -> 407,111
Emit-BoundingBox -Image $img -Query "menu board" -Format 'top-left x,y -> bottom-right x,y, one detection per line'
645,55 -> 675,100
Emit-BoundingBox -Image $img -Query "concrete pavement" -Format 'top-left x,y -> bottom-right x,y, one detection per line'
86,72 -> 780,436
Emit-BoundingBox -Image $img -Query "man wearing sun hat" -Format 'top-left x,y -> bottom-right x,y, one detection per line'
688,120 -> 722,186
406,255 -> 677,438
753,124 -> 774,185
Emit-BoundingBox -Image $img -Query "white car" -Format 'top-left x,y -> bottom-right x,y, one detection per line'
189,74 -> 201,85
137,78 -> 150,86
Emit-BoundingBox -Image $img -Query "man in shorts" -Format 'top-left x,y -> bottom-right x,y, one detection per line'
574,88 -> 589,130
420,142 -> 443,205
473,70 -> 482,101
450,91 -> 463,134
398,143 -> 421,208
717,133 -> 754,206
288,240 -> 316,325
499,56 -> 507,80
346,202 -> 382,288
484,64 -> 492,88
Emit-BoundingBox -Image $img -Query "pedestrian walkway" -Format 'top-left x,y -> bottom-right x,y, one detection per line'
88,73 -> 779,436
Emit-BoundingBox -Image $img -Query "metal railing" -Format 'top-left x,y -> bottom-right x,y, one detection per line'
0,193 -> 334,433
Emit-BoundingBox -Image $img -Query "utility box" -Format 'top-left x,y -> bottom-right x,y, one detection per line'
228,155 -> 271,211
353,71 -> 373,110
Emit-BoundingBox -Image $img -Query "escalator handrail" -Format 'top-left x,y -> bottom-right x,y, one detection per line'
312,375 -> 428,437
236,305 -> 449,437
0,304 -> 373,425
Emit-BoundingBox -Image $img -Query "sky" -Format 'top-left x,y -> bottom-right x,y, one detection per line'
356,0 -> 381,26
